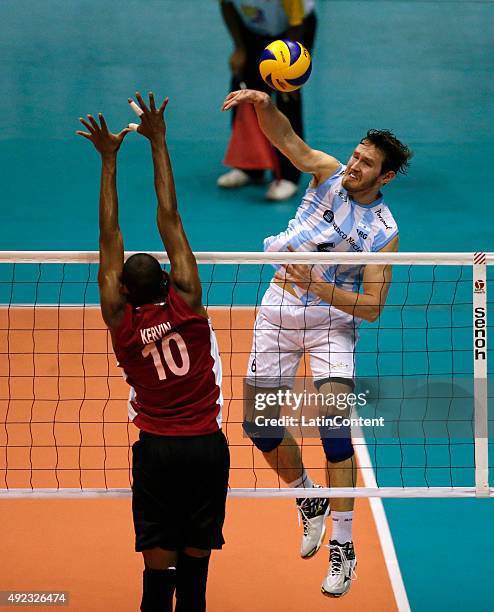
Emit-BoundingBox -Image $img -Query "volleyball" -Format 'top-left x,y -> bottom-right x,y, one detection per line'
259,39 -> 312,92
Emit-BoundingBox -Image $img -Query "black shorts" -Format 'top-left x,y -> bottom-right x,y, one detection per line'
132,429 -> 230,552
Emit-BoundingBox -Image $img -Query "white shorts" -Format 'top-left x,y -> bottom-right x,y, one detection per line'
246,283 -> 359,388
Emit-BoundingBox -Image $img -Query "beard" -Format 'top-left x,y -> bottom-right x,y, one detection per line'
342,173 -> 380,194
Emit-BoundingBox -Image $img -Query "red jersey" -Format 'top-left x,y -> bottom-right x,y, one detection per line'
112,285 -> 222,436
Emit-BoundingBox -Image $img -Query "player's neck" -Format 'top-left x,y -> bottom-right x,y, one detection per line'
347,186 -> 382,205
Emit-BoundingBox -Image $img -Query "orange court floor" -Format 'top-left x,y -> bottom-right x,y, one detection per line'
0,306 -> 400,610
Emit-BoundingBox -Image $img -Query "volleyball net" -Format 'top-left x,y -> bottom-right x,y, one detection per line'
0,251 -> 492,498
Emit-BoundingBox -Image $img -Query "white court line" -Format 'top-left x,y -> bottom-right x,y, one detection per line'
354,433 -> 411,612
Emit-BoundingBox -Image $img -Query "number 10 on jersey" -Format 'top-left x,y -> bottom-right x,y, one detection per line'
142,332 -> 190,379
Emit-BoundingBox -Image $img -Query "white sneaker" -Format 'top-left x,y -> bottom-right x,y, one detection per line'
217,169 -> 251,188
265,179 -> 298,201
296,486 -> 330,559
321,540 -> 357,598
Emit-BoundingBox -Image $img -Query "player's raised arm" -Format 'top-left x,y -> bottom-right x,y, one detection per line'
222,89 -> 340,184
76,114 -> 130,331
128,92 -> 203,313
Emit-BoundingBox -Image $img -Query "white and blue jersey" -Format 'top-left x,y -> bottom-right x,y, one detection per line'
264,164 -> 398,308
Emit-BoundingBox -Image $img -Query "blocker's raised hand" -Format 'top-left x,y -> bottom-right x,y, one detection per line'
76,113 -> 130,156
128,92 -> 169,142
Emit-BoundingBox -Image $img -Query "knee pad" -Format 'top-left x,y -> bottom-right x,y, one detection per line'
242,420 -> 284,453
320,424 -> 354,463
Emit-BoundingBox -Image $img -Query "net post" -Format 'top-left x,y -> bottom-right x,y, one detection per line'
473,253 -> 489,497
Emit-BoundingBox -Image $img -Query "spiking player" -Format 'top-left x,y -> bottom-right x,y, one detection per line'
223,88 -> 412,598
77,93 -> 229,612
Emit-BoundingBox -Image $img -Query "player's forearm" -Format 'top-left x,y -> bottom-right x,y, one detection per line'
221,1 -> 246,50
311,282 -> 384,323
99,155 -> 120,238
254,95 -> 296,154
150,137 -> 178,219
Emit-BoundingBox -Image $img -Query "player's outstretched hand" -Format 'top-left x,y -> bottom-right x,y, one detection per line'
221,89 -> 270,111
76,113 -> 130,156
128,92 -> 168,143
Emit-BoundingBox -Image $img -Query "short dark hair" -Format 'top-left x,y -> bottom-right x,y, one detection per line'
361,129 -> 413,175
121,253 -> 167,306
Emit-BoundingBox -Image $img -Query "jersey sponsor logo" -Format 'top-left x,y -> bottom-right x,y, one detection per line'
474,306 -> 486,360
330,219 -> 364,252
346,236 -> 363,252
140,321 -> 172,345
323,209 -> 334,223
357,229 -> 368,240
375,208 -> 392,230
335,189 -> 349,203
317,242 -> 335,251
332,220 -> 347,240
325,216 -> 364,252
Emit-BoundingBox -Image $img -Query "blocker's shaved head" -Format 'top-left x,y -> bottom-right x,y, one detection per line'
121,253 -> 167,306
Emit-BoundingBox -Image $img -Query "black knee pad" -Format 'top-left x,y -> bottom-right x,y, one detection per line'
320,423 -> 354,463
242,420 -> 284,453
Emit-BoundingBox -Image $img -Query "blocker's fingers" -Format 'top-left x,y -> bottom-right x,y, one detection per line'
87,114 -> 99,130
98,113 -> 109,132
135,92 -> 149,114
128,99 -> 144,117
158,97 -> 169,113
75,130 -> 92,140
79,118 -> 95,132
148,92 -> 156,112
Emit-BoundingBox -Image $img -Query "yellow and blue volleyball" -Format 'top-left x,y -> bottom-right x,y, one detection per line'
259,39 -> 312,92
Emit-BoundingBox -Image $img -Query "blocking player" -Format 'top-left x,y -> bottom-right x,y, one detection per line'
77,93 -> 229,612
222,88 -> 412,598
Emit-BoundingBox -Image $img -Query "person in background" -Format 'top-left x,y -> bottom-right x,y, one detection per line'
218,0 -> 317,201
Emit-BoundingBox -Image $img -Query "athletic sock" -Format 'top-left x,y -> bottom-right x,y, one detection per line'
175,552 -> 211,612
288,470 -> 314,489
140,567 -> 176,612
331,510 -> 353,544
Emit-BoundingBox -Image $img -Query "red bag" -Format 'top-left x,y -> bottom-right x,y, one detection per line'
223,102 -> 280,178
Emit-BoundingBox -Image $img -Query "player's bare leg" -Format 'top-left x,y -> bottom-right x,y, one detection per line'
261,430 -> 304,483
317,380 -> 358,598
243,381 -> 329,558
